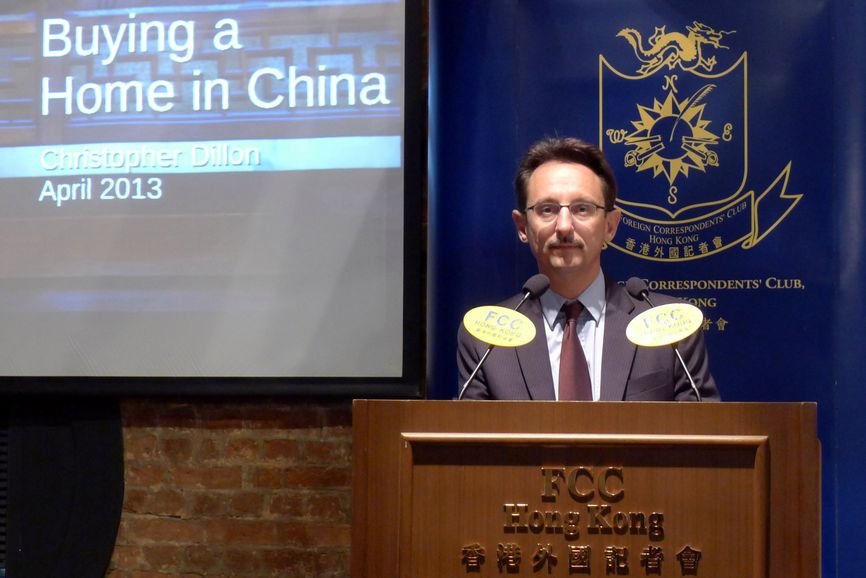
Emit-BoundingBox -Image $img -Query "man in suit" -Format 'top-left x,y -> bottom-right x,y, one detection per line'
458,137 -> 719,401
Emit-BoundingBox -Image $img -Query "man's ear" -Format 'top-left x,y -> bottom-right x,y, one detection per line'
512,209 -> 528,243
605,207 -> 621,243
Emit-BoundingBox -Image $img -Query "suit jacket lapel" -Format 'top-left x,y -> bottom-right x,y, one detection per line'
514,297 -> 556,400
600,281 -> 638,401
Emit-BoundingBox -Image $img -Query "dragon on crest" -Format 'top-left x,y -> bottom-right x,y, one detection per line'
617,21 -> 735,75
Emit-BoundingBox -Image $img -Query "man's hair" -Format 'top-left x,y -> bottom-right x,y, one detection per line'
514,137 -> 618,211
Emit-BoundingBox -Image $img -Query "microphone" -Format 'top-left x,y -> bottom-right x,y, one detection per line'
458,274 -> 550,400
517,274 -> 551,309
625,277 -> 702,402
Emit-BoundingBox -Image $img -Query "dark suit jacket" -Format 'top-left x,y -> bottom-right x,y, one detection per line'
457,279 -> 720,401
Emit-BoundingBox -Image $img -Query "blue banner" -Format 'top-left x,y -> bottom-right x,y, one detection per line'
430,1 -> 863,575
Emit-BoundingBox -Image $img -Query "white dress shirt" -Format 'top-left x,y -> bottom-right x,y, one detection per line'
539,271 -> 607,400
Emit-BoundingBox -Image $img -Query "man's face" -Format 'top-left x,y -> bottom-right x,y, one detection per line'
512,161 -> 620,289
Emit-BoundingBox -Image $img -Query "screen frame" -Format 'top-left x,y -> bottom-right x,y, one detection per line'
0,0 -> 426,398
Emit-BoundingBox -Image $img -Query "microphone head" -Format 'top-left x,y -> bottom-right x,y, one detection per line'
625,277 -> 649,300
522,274 -> 550,298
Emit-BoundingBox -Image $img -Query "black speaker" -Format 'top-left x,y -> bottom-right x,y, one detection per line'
4,398 -> 123,578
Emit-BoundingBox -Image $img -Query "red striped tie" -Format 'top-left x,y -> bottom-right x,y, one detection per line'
559,301 -> 592,400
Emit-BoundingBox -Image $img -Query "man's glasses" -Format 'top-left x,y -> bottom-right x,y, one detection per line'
524,201 -> 610,222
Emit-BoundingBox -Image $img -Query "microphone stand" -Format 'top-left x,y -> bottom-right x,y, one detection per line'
631,282 -> 702,402
457,284 -> 544,400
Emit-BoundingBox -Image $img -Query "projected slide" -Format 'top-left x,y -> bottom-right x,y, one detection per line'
0,0 -> 407,381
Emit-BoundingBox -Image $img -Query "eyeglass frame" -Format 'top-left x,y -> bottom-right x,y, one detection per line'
522,201 -> 613,221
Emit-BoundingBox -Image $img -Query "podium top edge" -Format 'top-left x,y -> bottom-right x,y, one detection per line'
352,399 -> 819,407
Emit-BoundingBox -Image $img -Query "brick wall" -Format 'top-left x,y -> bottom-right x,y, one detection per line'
107,398 -> 353,578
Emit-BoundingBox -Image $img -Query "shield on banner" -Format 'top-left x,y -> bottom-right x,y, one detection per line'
599,23 -> 747,220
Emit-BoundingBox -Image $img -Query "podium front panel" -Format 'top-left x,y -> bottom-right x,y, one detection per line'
352,401 -> 819,578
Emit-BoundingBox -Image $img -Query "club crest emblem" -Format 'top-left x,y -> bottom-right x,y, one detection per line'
600,22 -> 801,261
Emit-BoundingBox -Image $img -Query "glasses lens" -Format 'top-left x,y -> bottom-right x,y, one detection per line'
569,202 -> 597,218
533,203 -> 559,219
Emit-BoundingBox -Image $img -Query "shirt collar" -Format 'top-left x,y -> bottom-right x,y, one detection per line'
540,270 -> 606,329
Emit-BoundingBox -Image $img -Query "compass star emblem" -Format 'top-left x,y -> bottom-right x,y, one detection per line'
624,84 -> 720,188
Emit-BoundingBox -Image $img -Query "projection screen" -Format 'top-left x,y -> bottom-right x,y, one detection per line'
0,0 -> 424,395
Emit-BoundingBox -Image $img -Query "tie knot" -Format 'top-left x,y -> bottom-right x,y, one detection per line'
563,300 -> 583,322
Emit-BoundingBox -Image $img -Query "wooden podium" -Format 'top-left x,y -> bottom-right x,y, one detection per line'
352,400 -> 820,578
